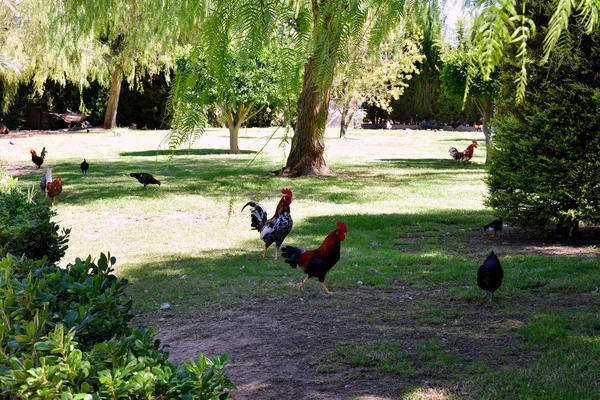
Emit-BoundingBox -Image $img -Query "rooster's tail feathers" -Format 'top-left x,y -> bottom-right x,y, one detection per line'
241,201 -> 268,230
281,246 -> 304,268
449,147 -> 458,158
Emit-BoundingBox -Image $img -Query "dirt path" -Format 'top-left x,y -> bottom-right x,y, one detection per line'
135,230 -> 600,399
135,285 -> 596,400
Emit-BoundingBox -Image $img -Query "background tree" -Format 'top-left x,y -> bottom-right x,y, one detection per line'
397,0 -> 445,122
441,48 -> 499,163
0,0 -> 106,113
331,27 -> 424,138
486,0 -> 600,234
169,48 -> 283,154
472,0 -> 600,102
282,0 -> 415,176
59,1 -> 199,129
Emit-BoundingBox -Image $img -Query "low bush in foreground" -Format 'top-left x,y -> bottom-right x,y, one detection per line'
0,252 -> 235,399
0,189 -> 70,265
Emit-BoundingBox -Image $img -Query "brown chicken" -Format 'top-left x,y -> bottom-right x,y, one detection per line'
46,174 -> 62,206
281,221 -> 347,294
449,140 -> 478,167
242,188 -> 293,260
30,147 -> 45,168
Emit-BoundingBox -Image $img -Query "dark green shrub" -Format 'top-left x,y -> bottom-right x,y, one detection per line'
0,190 -> 70,264
487,84 -> 600,232
0,253 -> 235,399
487,2 -> 600,234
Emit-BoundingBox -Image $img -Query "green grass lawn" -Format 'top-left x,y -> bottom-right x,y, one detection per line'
3,126 -> 599,399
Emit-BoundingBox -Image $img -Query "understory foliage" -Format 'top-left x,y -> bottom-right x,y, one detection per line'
0,188 -> 70,265
0,253 -> 235,399
487,4 -> 600,233
0,171 -> 235,398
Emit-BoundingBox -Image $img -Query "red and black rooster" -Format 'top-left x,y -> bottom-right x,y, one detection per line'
242,188 -> 293,259
282,221 -> 347,295
46,174 -> 62,206
449,140 -> 477,167
30,147 -> 46,168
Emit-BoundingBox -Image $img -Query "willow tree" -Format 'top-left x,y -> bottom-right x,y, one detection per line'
53,1 -> 206,129
165,0 -> 416,176
0,0 -> 105,113
282,0 -> 414,176
472,0 -> 600,102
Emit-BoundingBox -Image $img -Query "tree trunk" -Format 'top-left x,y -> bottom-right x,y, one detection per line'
224,104 -> 252,154
474,96 -> 495,164
103,68 -> 123,129
283,57 -> 333,177
339,105 -> 349,138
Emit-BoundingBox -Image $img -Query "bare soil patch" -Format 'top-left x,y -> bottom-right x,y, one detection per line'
468,225 -> 600,258
133,228 -> 600,399
135,285 -> 596,399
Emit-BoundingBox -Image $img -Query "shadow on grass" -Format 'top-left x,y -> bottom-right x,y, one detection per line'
378,158 -> 488,171
122,210 -> 600,313
120,148 -> 256,157
17,152 -> 489,207
17,157 -> 272,206
439,137 -> 486,143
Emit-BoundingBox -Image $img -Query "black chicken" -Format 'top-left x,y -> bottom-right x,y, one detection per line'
477,251 -> 503,302
80,159 -> 89,175
484,219 -> 503,235
130,172 -> 161,188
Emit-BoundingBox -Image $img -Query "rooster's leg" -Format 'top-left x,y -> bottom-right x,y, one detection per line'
262,247 -> 267,259
298,275 -> 309,291
320,282 -> 333,295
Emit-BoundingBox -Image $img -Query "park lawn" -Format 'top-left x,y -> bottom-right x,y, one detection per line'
3,126 -> 599,399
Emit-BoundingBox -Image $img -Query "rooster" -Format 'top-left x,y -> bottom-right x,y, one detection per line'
477,251 -> 503,302
282,221 -> 347,295
80,159 -> 89,175
46,174 -> 62,206
242,188 -> 293,260
40,168 -> 52,193
449,140 -> 478,167
30,147 -> 46,168
130,172 -> 160,188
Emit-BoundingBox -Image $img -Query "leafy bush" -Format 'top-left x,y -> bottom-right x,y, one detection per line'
0,189 -> 70,264
0,168 -> 18,193
0,253 -> 236,399
487,3 -> 600,234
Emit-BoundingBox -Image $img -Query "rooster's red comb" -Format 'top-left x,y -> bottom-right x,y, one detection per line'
281,188 -> 293,197
337,221 -> 347,233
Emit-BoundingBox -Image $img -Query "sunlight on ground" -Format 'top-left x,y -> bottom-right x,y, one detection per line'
403,387 -> 453,400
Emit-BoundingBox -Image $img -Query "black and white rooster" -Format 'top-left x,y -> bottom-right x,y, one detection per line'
242,188 -> 293,260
